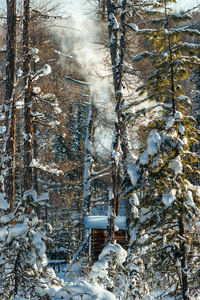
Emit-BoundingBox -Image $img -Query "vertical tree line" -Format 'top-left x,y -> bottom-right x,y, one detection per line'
1,0 -> 200,298
4,0 -> 17,211
23,0 -> 33,192
106,0 -> 128,243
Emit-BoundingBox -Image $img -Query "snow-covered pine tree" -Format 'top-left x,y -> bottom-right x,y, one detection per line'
0,190 -> 59,300
124,193 -> 149,299
123,1 -> 200,299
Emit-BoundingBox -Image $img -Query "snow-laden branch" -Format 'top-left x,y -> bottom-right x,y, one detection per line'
0,45 -> 6,52
125,103 -> 172,123
64,234 -> 91,275
29,159 -> 64,176
62,74 -> 91,86
32,9 -> 66,20
32,64 -> 51,81
90,165 -> 111,177
90,172 -> 111,182
120,98 -> 149,112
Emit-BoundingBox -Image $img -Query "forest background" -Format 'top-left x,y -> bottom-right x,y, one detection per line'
0,0 -> 200,299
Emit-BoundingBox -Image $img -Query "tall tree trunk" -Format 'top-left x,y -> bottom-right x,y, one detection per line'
23,0 -> 33,192
164,1 -> 176,115
106,0 -> 126,243
4,0 -> 17,211
83,101 -> 96,215
82,100 -> 96,240
33,122 -> 38,193
179,206 -> 189,300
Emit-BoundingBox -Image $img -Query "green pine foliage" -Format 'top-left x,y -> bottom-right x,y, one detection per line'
124,0 -> 200,299
133,2 -> 200,107
126,113 -> 200,298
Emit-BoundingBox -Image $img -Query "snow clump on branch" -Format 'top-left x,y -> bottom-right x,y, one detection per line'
0,193 -> 9,210
35,64 -> 51,77
32,64 -> 51,81
90,243 -> 127,280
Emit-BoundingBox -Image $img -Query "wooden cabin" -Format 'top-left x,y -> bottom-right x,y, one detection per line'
84,216 -> 127,263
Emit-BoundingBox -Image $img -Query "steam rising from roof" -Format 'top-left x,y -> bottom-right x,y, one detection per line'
52,0 -> 114,155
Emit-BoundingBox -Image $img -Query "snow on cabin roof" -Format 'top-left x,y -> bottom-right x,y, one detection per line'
84,216 -> 126,230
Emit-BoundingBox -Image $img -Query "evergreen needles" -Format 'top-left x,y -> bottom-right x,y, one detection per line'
124,0 -> 200,299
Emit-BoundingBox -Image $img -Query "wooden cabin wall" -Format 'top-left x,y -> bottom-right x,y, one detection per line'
91,228 -> 127,263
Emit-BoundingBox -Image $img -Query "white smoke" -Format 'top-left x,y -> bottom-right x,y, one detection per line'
53,0 -> 113,155
56,0 -> 112,97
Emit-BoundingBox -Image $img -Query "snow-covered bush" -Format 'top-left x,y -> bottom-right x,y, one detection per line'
52,280 -> 116,300
124,244 -> 148,300
90,243 -> 127,298
0,190 -> 61,299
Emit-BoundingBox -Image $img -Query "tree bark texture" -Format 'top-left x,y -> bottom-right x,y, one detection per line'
83,102 -> 96,215
33,122 -> 38,193
82,102 -> 96,241
4,0 -> 17,211
179,206 -> 189,300
23,0 -> 33,192
106,0 -> 126,243
164,2 -> 176,115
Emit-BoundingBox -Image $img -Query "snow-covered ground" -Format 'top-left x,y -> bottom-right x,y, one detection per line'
47,260 -> 116,300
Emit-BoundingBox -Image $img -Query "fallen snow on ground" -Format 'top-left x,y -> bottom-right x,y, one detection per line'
48,279 -> 116,299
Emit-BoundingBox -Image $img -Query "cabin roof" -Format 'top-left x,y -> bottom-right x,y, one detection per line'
84,216 -> 126,230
